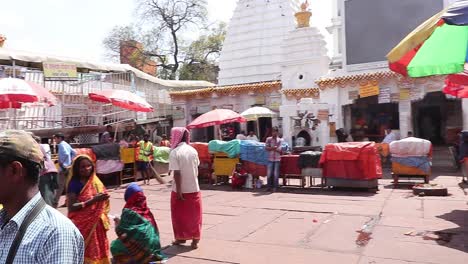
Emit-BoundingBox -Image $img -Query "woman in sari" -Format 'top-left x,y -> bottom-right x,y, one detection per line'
67,155 -> 111,264
111,183 -> 167,264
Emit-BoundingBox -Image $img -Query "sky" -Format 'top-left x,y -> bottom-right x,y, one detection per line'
0,0 -> 332,62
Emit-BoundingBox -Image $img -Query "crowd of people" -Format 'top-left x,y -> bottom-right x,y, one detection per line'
0,127 -> 203,264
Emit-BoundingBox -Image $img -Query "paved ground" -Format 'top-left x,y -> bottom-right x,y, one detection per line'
60,169 -> 467,264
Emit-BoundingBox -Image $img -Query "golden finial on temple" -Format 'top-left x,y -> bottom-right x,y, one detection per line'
296,1 -> 311,28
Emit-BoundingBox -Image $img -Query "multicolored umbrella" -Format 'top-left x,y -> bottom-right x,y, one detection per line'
89,89 -> 153,113
0,78 -> 58,108
387,1 -> 467,78
186,108 -> 247,129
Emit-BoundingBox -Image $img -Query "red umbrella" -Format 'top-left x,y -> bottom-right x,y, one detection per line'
187,108 -> 247,129
442,71 -> 468,97
89,89 -> 153,113
0,78 -> 58,108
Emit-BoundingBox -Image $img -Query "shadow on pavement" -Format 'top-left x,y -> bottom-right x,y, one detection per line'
432,209 -> 468,254
199,184 -> 380,197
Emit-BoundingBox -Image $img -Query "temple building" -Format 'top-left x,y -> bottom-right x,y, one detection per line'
170,0 -> 463,148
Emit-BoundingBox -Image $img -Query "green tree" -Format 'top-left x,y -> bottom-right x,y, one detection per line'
103,0 -> 208,80
179,22 -> 227,83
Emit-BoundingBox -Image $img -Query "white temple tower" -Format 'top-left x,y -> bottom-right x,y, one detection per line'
279,1 -> 330,147
218,0 -> 301,85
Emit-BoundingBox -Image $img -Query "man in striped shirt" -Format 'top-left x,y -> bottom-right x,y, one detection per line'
0,130 -> 84,263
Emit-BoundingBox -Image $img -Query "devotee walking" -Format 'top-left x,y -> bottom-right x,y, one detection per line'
0,130 -> 84,263
54,132 -> 76,208
67,155 -> 111,264
169,127 -> 202,249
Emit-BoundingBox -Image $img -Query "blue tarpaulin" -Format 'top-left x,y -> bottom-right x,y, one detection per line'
240,140 -> 269,165
391,156 -> 431,173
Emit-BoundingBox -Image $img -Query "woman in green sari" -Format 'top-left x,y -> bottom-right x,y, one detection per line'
111,183 -> 167,264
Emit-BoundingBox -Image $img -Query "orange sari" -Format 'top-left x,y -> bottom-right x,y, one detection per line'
68,164 -> 111,264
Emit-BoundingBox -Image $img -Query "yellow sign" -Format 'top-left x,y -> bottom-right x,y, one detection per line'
43,62 -> 78,80
400,88 -> 410,100
359,83 -> 380,98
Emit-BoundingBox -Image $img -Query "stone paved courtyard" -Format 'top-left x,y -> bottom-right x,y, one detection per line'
59,171 -> 467,264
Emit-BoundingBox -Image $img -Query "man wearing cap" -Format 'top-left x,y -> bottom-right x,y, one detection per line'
53,133 -> 76,208
0,130 -> 84,263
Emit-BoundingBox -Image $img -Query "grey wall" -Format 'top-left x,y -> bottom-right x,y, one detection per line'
344,0 -> 443,65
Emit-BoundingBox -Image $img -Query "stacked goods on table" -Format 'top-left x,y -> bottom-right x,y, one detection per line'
209,140 -> 240,180
299,151 -> 322,184
191,142 -> 212,182
280,154 -> 304,187
208,139 -> 241,158
319,142 -> 382,189
92,143 -> 124,175
280,155 -> 301,175
240,140 -> 268,177
390,137 -> 432,183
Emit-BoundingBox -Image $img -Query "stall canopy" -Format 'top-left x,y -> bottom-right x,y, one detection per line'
0,77 -> 57,108
240,106 -> 276,121
187,109 -> 247,129
387,0 -> 468,78
89,89 -> 153,112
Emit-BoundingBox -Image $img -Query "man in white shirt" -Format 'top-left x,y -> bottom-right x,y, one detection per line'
246,131 -> 259,141
236,131 -> 247,140
169,127 -> 202,250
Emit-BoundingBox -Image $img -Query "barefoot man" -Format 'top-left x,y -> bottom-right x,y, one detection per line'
169,127 -> 202,249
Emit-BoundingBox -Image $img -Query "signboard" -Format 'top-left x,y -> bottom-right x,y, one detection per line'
400,88 -> 410,100
348,90 -> 359,100
197,105 -> 211,114
221,104 -> 233,110
378,86 -> 391,104
43,62 -> 78,80
172,106 -> 185,120
391,93 -> 400,102
255,96 -> 266,105
317,109 -> 329,121
359,83 -> 380,98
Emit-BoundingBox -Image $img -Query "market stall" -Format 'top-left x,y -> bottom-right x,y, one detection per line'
319,142 -> 382,189
390,137 -> 432,184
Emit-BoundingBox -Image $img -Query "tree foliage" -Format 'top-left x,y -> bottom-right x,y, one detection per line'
104,0 -> 224,81
179,22 -> 226,83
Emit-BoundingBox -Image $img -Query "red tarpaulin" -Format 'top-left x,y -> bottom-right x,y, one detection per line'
319,142 -> 382,180
280,155 -> 302,175
187,109 -> 247,129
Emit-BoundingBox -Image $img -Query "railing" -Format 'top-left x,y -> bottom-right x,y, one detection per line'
0,70 -> 174,131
